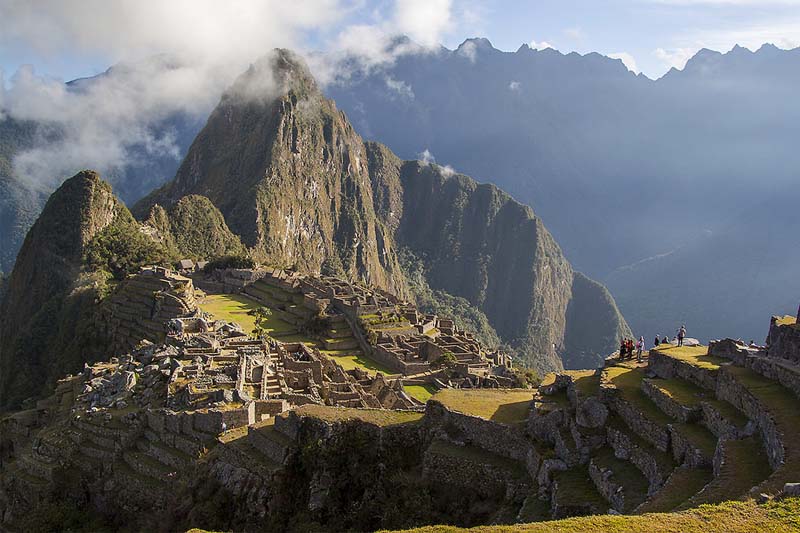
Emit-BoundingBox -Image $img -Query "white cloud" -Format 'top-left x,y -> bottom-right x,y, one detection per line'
419,148 -> 435,165
608,52 -> 640,73
529,40 -> 554,50
440,164 -> 456,177
508,80 -> 522,92
654,47 -> 697,70
0,0 -> 457,191
458,40 -> 478,62
393,0 -> 452,47
385,75 -> 414,99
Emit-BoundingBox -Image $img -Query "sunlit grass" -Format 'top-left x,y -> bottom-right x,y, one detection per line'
432,388 -> 534,425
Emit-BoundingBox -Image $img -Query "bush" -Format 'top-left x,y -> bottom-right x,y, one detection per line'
203,254 -> 255,272
85,218 -> 175,280
430,351 -> 457,370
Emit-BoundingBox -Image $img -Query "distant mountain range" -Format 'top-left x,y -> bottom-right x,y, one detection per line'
1,39 -> 798,345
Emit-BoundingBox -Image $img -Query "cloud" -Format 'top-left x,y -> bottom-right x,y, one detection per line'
393,0 -> 452,47
385,75 -> 415,99
529,40 -> 554,50
654,47 -> 698,69
508,80 -> 522,92
419,148 -> 435,165
608,52 -> 640,73
0,1 -> 457,194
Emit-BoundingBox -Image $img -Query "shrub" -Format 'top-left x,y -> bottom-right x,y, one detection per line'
203,254 -> 255,272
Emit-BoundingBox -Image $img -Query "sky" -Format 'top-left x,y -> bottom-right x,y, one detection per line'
2,0 -> 800,83
1,0 -> 799,191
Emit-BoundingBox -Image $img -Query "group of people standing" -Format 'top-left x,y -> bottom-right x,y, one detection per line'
620,325 -> 689,363
619,336 -> 646,362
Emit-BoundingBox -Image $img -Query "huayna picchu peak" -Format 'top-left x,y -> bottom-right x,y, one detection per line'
135,49 -> 630,374
3,10 -> 800,530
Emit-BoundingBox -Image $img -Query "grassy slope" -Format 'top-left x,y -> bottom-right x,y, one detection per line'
382,498 -> 800,533
432,389 -> 534,425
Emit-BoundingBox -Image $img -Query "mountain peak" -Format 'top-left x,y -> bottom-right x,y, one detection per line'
224,48 -> 319,105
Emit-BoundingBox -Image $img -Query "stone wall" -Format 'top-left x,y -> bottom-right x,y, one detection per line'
767,319 -> 800,363
648,350 -> 718,390
425,400 -> 531,462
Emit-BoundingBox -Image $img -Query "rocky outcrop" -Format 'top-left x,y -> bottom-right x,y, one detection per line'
135,49 -> 630,373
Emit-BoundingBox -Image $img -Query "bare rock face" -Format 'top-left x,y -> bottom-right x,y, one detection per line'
135,49 -> 630,373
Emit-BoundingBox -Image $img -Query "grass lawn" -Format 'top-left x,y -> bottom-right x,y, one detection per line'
591,447 -> 649,511
653,345 -> 726,370
633,465 -> 713,514
320,349 -> 396,375
725,365 -> 800,495
432,388 -> 534,425
603,365 -> 672,425
646,377 -> 710,407
776,315 -> 797,327
291,405 -> 424,427
199,293 -> 295,336
680,436 -> 770,508
569,370 -> 601,397
552,466 -> 608,509
405,384 -> 438,403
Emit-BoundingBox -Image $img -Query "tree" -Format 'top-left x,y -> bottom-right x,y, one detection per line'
430,351 -> 457,370
248,306 -> 273,339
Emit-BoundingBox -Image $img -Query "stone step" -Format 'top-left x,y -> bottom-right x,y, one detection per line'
678,437 -> 771,509
113,456 -> 168,493
668,422 -> 717,468
605,416 -> 676,494
635,464 -> 713,514
641,377 -> 706,423
123,450 -> 178,482
247,423 -> 293,465
602,365 -> 672,452
588,447 -> 649,513
136,436 -> 193,470
700,398 -> 753,439
550,466 -> 609,519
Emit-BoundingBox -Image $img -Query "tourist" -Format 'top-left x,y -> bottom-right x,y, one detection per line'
620,339 -> 627,360
654,335 -> 660,347
636,336 -> 645,362
677,325 -> 686,347
663,335 -> 670,344
626,339 -> 634,359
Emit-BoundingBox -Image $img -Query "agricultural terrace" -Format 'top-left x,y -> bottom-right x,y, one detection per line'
432,388 -> 535,425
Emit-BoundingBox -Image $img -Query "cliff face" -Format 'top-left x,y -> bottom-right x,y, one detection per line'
136,49 -> 629,372
138,51 -> 406,296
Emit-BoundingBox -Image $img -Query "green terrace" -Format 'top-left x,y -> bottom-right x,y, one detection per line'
652,345 -> 727,370
725,364 -> 800,494
603,365 -> 673,426
290,404 -> 424,427
199,293 -> 295,337
432,388 -> 535,425
404,384 -> 438,403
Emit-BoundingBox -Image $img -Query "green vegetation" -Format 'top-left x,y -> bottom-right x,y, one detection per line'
199,293 -> 262,333
568,370 -> 601,397
404,384 -> 437,403
680,437 -> 770,508
634,466 -> 713,514
646,377 -> 709,407
399,248 -> 502,351
291,404 -> 424,427
202,254 -> 255,272
591,447 -> 649,511
654,345 -> 726,370
603,365 -> 672,425
430,351 -> 457,370
321,349 -> 396,375
432,388 -> 534,425
427,439 -> 527,478
85,209 -> 177,280
725,365 -> 800,494
163,195 -> 246,259
247,306 -> 274,338
387,498 -> 800,533
552,466 -> 608,509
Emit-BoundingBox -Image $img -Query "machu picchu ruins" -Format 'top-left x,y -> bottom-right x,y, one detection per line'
2,247 -> 800,531
1,35 -> 800,533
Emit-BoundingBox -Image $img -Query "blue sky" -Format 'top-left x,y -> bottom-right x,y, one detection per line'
2,0 -> 800,84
